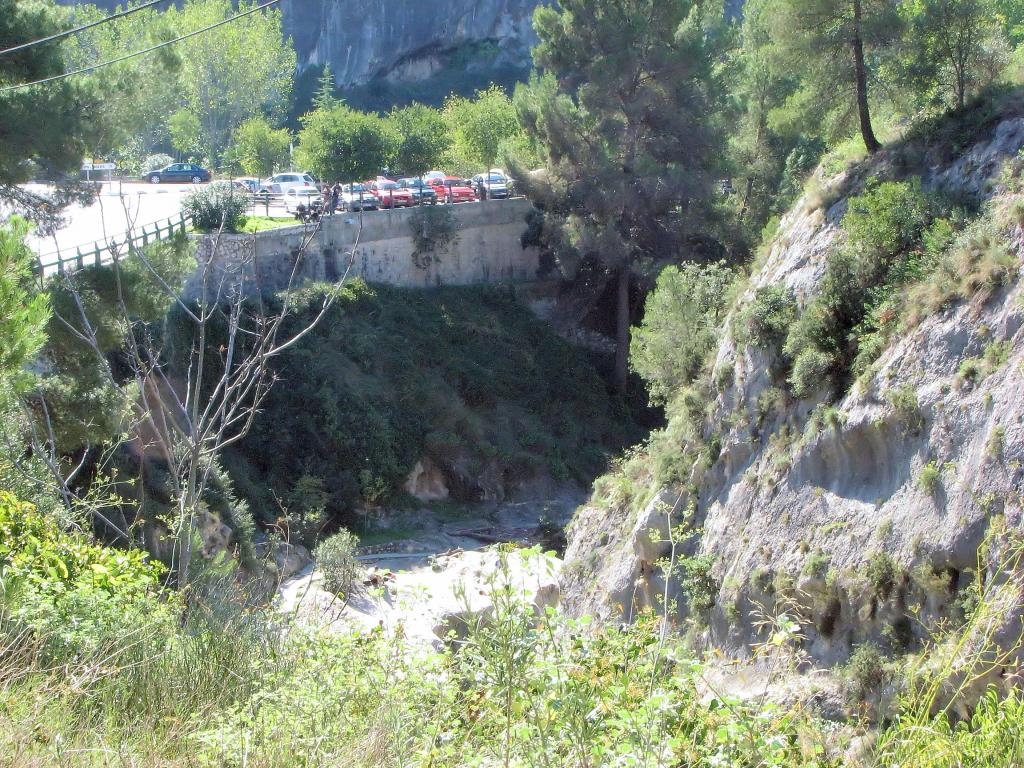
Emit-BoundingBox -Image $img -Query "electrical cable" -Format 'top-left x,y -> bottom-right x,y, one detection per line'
0,0 -> 166,58
0,0 -> 280,93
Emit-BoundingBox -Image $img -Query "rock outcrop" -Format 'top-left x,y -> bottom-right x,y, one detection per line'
284,0 -> 544,86
562,104 -> 1024,675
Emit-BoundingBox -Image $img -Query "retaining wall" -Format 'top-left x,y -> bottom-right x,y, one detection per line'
184,198 -> 541,299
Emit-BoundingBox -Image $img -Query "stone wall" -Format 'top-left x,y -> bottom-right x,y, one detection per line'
184,198 -> 541,300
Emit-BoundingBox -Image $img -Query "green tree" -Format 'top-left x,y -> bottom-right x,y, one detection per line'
443,85 -> 521,176
295,105 -> 396,182
168,0 -> 295,161
0,0 -> 100,229
388,103 -> 449,177
0,218 -> 48,394
725,0 -> 798,233
631,261 -> 735,404
228,117 -> 291,177
312,64 -> 341,111
764,0 -> 903,154
906,0 -> 1009,109
515,0 -> 726,392
64,2 -> 180,164
168,109 -> 205,160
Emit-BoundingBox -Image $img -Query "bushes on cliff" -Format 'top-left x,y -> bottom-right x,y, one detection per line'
783,180 -> 937,398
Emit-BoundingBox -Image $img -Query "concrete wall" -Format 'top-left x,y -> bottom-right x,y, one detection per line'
184,198 -> 540,299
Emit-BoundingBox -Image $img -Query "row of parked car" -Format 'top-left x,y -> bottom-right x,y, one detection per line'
246,169 -> 515,210
150,162 -> 516,209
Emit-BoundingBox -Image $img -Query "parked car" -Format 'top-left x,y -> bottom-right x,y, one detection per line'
397,178 -> 438,204
430,176 -> 477,204
368,179 -> 414,208
471,171 -> 512,199
423,170 -> 446,184
148,163 -> 211,184
235,177 -> 262,193
340,183 -> 379,211
260,172 -> 318,195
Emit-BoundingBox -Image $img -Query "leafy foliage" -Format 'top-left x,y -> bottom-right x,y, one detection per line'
631,262 -> 736,404
183,185 -> 249,233
215,281 -> 634,524
296,104 -> 396,182
442,84 -> 520,175
227,116 -> 291,177
313,529 -> 360,596
0,218 -> 48,394
784,180 -> 935,398
737,284 -> 798,350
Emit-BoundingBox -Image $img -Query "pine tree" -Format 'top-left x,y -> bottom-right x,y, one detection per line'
515,0 -> 727,392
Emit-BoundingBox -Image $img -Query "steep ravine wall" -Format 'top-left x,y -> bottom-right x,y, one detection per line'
562,115 -> 1024,674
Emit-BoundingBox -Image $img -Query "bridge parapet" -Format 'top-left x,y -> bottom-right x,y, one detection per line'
184,198 -> 541,300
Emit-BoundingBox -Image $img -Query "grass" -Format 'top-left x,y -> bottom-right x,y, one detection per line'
239,215 -> 298,233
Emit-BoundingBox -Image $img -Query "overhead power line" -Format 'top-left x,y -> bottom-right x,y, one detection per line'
0,0 -> 166,58
0,0 -> 281,93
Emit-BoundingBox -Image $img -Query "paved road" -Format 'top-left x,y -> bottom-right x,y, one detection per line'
23,181 -> 293,264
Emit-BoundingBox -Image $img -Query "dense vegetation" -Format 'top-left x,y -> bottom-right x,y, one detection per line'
4,0 -> 1024,765
214,281 -> 636,533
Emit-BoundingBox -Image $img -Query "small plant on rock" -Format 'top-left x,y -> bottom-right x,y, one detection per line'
918,461 -> 942,495
867,551 -> 898,600
888,384 -> 925,435
845,642 -> 889,701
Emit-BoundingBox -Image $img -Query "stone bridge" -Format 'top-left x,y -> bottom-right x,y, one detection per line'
184,198 -> 542,299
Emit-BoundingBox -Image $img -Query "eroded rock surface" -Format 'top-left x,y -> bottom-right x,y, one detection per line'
562,112 -> 1024,673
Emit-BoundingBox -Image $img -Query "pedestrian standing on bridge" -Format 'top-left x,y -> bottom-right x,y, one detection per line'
331,182 -> 341,216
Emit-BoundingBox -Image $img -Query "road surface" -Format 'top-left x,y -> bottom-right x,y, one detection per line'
22,181 -> 293,265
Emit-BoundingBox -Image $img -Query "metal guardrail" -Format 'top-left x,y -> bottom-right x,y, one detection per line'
37,212 -> 192,277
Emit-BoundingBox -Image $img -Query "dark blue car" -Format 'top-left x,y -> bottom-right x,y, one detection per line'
148,163 -> 211,184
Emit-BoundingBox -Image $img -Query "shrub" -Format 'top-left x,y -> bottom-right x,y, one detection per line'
784,180 -> 935,399
631,261 -> 736,404
142,153 -> 175,174
986,425 -> 1006,460
845,642 -> 888,700
918,461 -> 942,495
789,348 -> 833,399
314,529 -> 361,596
738,285 -> 798,350
802,551 -> 830,580
183,185 -> 248,233
888,384 -> 925,435
866,551 -> 898,600
679,553 -> 718,616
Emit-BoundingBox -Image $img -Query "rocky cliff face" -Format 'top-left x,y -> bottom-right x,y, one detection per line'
285,0 -> 544,86
62,0 -> 544,89
562,102 -> 1024,680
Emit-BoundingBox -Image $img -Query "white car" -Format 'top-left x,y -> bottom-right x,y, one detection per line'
423,170 -> 446,183
260,172 -> 318,195
339,183 -> 379,212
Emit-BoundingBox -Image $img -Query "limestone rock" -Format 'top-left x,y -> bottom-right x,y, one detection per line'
562,109 -> 1024,679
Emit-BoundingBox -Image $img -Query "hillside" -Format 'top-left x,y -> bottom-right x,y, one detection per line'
562,91 -> 1024,695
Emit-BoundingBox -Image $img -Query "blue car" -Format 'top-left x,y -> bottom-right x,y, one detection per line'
148,163 -> 211,184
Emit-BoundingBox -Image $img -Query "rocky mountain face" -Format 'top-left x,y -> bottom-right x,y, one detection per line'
562,103 -> 1024,685
284,0 -> 545,87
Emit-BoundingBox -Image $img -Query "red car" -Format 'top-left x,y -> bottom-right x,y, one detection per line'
367,179 -> 414,208
430,176 -> 477,204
